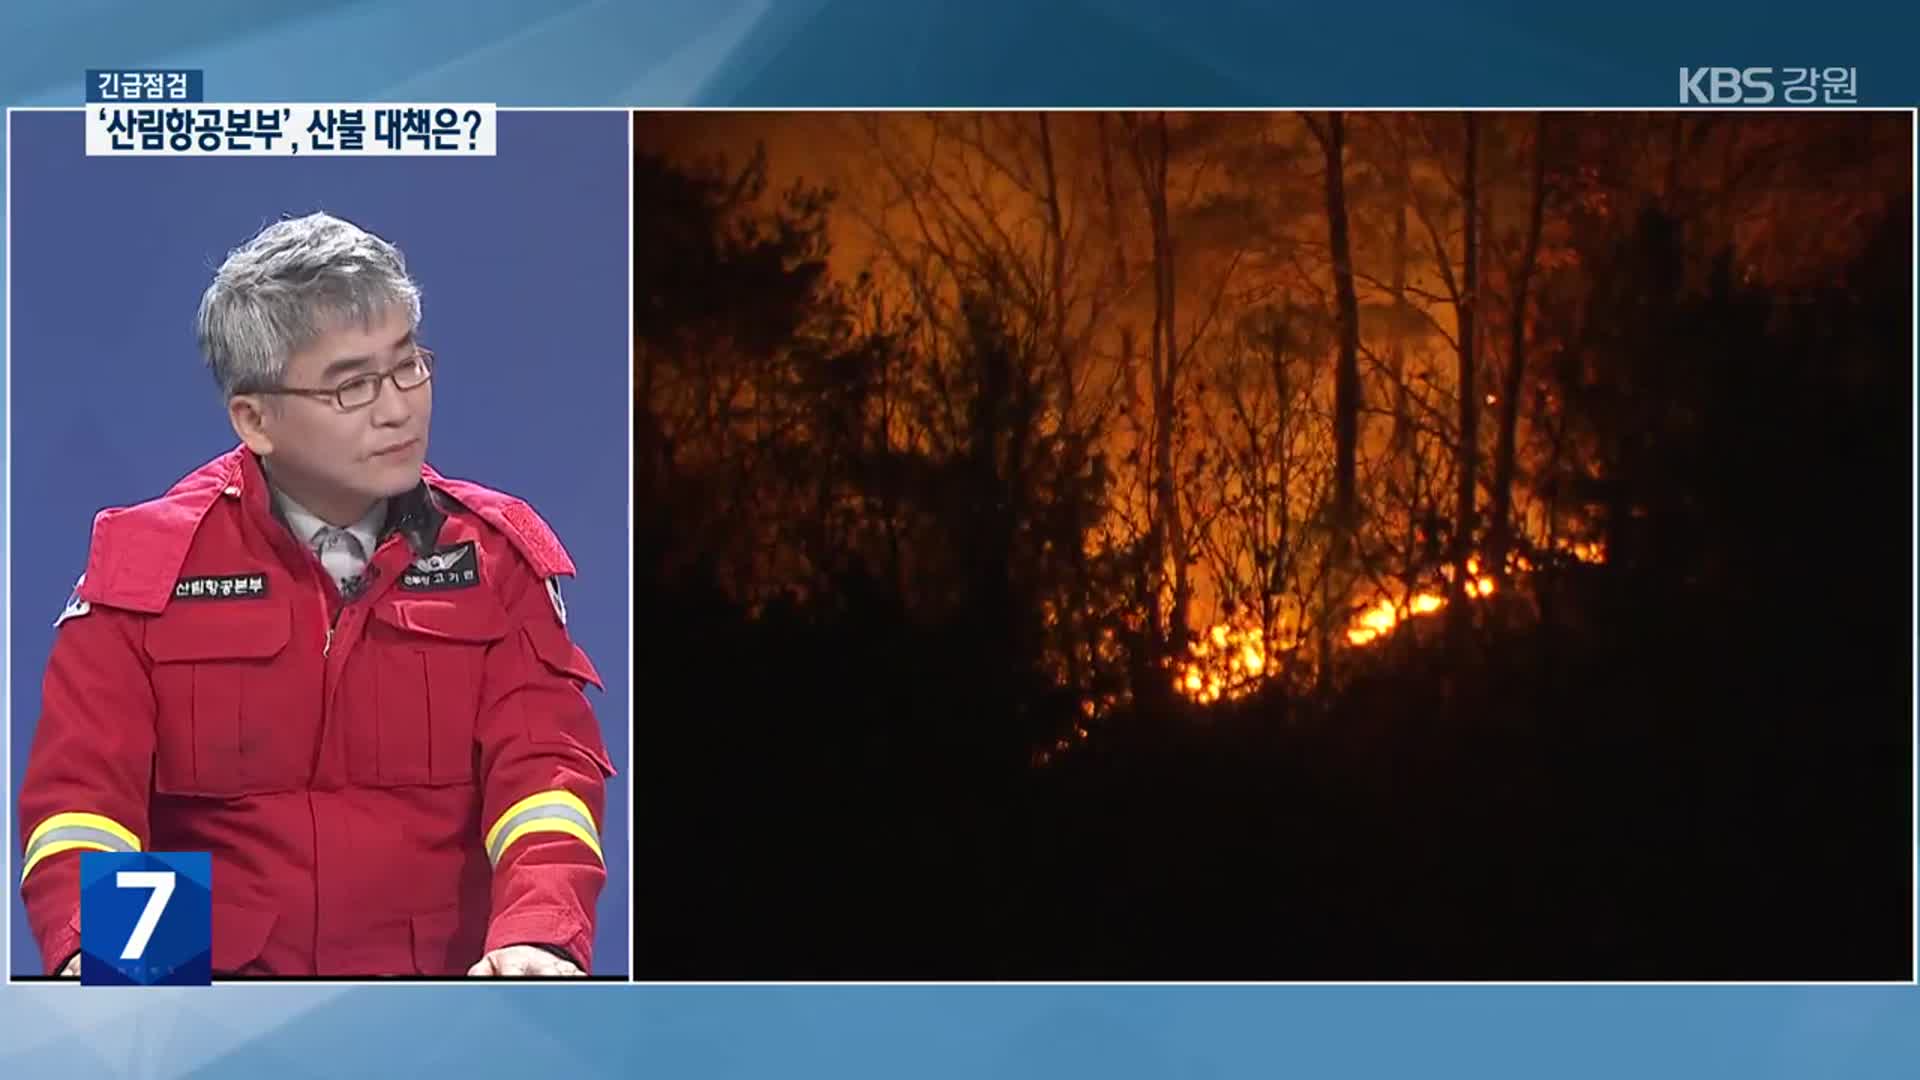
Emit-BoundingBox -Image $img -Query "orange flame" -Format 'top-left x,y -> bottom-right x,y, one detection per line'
1173,540 -> 1606,704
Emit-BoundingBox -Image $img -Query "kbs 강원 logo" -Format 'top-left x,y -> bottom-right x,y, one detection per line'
78,851 -> 212,985
1679,66 -> 1859,104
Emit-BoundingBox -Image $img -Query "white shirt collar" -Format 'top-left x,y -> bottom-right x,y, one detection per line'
272,486 -> 387,557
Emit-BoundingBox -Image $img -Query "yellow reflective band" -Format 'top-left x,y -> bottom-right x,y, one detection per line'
485,789 -> 603,866
28,811 -> 140,852
21,812 -> 142,883
485,789 -> 595,854
21,839 -> 119,883
492,817 -> 605,866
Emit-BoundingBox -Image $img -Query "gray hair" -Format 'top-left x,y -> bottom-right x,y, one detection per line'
196,211 -> 422,396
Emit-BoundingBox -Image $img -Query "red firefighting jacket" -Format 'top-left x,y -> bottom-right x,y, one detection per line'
17,445 -> 615,976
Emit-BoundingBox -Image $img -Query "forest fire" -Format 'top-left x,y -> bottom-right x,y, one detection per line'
632,108 -> 1913,976
1172,541 -> 1605,704
629,108 -> 1900,773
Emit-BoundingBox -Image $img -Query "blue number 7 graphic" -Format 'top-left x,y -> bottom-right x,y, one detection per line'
80,851 -> 211,985
116,870 -> 177,960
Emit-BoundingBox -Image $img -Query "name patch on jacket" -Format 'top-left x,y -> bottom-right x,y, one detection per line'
402,541 -> 480,592
174,574 -> 269,600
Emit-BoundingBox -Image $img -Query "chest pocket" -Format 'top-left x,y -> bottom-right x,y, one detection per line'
145,597 -> 299,797
345,594 -> 510,787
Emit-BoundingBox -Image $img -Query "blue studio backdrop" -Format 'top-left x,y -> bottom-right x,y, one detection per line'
6,109 -> 632,976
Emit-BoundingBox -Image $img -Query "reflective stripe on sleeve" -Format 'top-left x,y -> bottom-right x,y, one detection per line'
484,790 -> 603,867
22,812 -> 141,882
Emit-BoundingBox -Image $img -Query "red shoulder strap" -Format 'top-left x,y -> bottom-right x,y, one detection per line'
422,464 -> 576,578
80,449 -> 243,614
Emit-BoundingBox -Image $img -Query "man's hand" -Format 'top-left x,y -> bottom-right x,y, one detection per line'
466,944 -> 582,977
59,955 -> 80,977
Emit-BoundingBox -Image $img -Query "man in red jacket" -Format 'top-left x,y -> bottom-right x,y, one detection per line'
17,212 -> 615,977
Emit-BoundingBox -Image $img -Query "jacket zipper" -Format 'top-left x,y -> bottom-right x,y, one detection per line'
309,555 -> 342,973
317,570 -> 340,656
324,602 -> 346,655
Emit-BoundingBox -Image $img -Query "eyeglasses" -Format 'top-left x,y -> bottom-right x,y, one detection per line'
257,348 -> 436,412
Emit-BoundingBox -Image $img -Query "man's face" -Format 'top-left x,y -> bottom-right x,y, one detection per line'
253,305 -> 432,516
